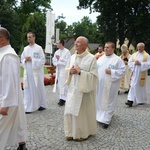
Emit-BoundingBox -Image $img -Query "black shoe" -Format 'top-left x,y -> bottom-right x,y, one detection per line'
38,107 -> 46,111
124,90 -> 129,94
102,123 -> 109,129
58,99 -> 65,106
25,112 -> 32,114
99,122 -> 109,129
138,103 -> 144,105
125,100 -> 133,107
17,143 -> 27,150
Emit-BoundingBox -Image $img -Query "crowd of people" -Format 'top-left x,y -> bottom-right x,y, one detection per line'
0,27 -> 150,149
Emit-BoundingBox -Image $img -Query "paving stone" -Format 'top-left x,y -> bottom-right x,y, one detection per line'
5,77 -> 150,150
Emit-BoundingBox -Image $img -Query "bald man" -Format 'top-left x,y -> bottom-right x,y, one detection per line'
125,42 -> 150,107
64,36 -> 98,141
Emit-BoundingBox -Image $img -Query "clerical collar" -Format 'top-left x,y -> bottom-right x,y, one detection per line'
106,53 -> 114,56
139,50 -> 145,53
76,49 -> 89,57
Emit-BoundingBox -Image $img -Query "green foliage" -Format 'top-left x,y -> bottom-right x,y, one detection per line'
0,1 -> 21,53
55,15 -> 101,43
20,66 -> 49,77
22,12 -> 46,49
18,44 -> 24,56
1,0 -> 149,54
89,49 -> 95,54
20,66 -> 24,78
66,25 -> 74,38
55,15 -> 68,39
78,0 -> 150,49
0,0 -> 51,53
72,16 -> 98,42
19,0 -> 51,14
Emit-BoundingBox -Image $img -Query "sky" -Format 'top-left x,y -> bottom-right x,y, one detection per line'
51,0 -> 99,25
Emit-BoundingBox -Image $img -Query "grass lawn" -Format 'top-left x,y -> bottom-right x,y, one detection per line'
20,66 -> 48,77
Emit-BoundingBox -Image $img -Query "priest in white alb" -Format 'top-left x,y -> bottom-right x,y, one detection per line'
64,36 -> 98,141
96,42 -> 125,129
21,32 -> 46,113
52,39 -> 71,106
125,42 -> 150,107
0,27 -> 27,150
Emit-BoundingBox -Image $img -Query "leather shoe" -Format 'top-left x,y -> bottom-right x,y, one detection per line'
74,137 -> 88,141
38,107 -> 46,111
102,123 -> 109,129
17,143 -> 27,150
125,100 -> 133,107
66,137 -> 73,141
124,90 -> 129,94
99,122 -> 109,129
58,99 -> 65,106
25,112 -> 31,114
138,103 -> 144,105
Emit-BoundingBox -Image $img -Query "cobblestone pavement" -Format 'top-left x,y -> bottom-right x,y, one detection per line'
6,78 -> 150,150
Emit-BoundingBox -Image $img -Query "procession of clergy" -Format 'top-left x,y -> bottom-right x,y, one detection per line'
52,41 -> 150,140
1,27 -> 150,149
22,38 -> 150,141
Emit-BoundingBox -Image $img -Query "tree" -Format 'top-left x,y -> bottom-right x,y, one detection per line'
55,15 -> 68,39
17,0 -> 51,24
78,0 -> 150,48
22,12 -> 46,49
55,15 -> 101,43
72,16 -> 99,43
66,25 -> 74,38
16,0 -> 51,52
0,0 -> 21,53
0,0 -> 52,53
125,0 -> 150,48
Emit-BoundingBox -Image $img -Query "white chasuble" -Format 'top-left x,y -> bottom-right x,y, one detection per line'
65,50 -> 98,116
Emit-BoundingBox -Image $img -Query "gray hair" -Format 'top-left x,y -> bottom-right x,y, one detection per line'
137,42 -> 145,48
0,27 -> 10,40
